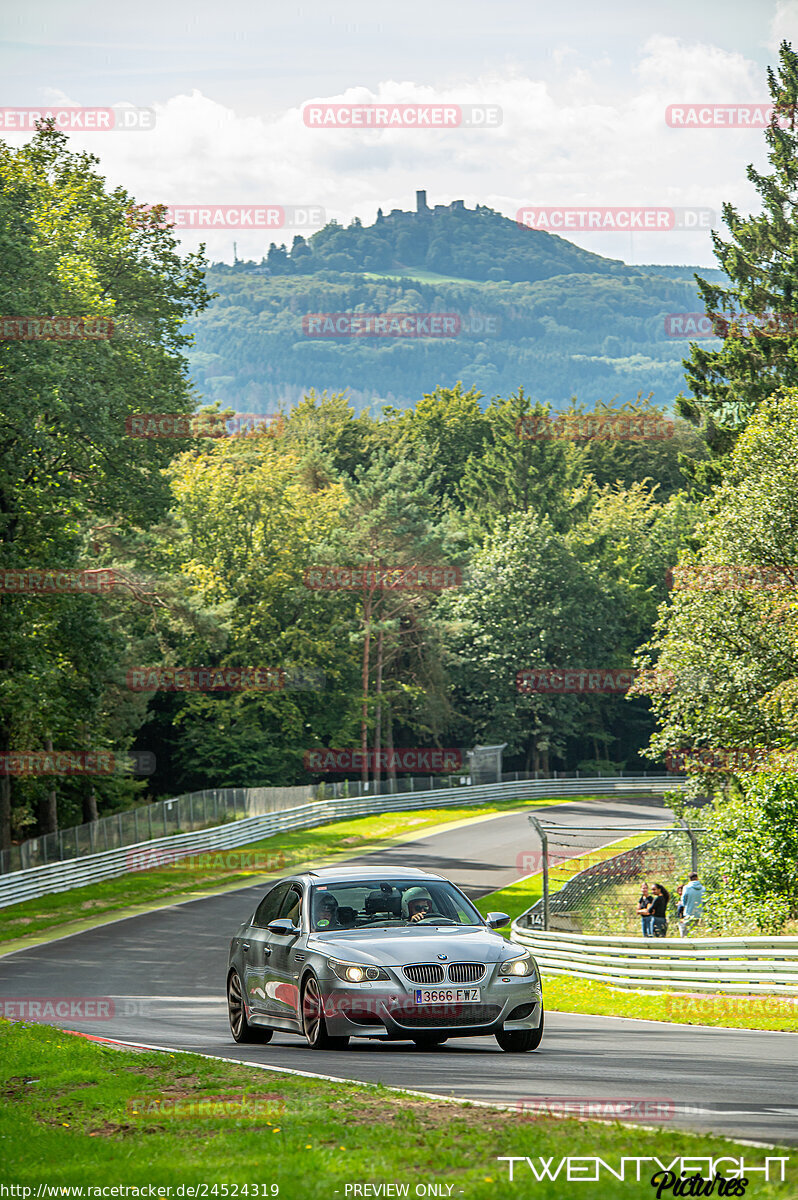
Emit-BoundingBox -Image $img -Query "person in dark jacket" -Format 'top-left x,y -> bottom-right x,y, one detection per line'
646,883 -> 670,937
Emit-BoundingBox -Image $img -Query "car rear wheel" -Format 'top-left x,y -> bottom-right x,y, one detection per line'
227,970 -> 273,1044
495,1008 -> 544,1053
301,974 -> 349,1050
412,1034 -> 448,1048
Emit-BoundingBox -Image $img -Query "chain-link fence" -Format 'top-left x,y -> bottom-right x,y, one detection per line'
518,826 -> 703,935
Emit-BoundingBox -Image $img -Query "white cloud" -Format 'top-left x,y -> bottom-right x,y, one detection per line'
768,1 -> 798,53
5,37 -> 772,266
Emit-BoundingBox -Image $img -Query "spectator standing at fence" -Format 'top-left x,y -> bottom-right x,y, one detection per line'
646,883 -> 670,937
636,881 -> 653,936
675,885 -> 685,922
678,872 -> 705,937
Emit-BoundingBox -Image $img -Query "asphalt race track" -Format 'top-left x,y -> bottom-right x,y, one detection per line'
2,798 -> 797,1145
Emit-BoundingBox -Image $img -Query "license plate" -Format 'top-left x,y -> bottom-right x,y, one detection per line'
414,988 -> 480,1004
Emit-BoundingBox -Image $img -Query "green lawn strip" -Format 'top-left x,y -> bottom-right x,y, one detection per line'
541,975 -> 798,1033
0,795 -> 593,954
0,1021 -> 791,1198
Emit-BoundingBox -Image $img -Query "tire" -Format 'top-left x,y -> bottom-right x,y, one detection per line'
227,970 -> 273,1044
412,1035 -> 448,1049
301,975 -> 350,1050
496,1008 -> 544,1053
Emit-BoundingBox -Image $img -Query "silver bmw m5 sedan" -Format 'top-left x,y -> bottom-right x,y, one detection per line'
226,865 -> 544,1052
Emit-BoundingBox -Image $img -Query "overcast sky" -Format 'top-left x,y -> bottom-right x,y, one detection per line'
3,0 -> 797,265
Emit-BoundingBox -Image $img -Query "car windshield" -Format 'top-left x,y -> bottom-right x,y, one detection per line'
309,879 -> 484,932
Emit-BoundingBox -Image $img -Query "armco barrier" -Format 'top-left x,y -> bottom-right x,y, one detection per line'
0,775 -> 680,909
510,925 -> 798,994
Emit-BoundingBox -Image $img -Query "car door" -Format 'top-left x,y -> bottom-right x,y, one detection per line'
244,880 -> 291,1013
263,883 -> 305,1021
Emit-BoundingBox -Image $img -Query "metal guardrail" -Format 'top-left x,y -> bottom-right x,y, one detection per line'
510,924 -> 798,994
0,774 -> 681,909
1,767 -> 676,875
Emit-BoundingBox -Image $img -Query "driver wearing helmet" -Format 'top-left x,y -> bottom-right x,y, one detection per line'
402,886 -> 436,924
314,892 -> 339,929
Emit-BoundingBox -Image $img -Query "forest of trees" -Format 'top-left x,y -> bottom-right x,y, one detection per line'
3,43 -> 798,931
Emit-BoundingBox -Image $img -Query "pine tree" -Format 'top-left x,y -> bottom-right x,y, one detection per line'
677,40 -> 798,489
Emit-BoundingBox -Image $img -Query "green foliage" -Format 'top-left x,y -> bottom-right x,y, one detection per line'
700,773 -> 798,932
678,41 -> 798,469
186,260 -> 715,411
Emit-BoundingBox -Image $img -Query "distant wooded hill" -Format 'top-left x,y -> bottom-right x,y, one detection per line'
185,198 -> 724,410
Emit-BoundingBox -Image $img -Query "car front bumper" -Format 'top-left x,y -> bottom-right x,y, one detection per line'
316,969 -> 543,1039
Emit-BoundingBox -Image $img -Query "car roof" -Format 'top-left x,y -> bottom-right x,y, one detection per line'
298,866 -> 445,883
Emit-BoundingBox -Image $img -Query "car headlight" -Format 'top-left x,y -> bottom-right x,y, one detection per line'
499,951 -> 537,978
329,959 -> 389,983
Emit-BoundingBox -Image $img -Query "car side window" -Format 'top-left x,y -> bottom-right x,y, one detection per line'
253,881 -> 291,928
279,885 -> 303,927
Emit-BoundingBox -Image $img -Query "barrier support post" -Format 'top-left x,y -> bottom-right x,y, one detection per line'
528,815 -> 549,931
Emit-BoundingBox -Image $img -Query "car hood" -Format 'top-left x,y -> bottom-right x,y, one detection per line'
307,926 -> 523,966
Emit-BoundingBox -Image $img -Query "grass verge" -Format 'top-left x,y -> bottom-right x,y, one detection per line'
540,974 -> 798,1032
1,795 -> 581,953
0,1020 -> 791,1198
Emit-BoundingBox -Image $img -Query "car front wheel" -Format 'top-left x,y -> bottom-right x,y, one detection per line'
301,974 -> 349,1050
495,1008 -> 544,1053
227,970 -> 273,1044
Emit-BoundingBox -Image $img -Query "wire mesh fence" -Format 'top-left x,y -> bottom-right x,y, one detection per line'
517,828 -> 701,936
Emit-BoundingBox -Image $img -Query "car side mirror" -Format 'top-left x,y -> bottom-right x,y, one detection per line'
267,918 -> 299,936
486,911 -> 510,929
